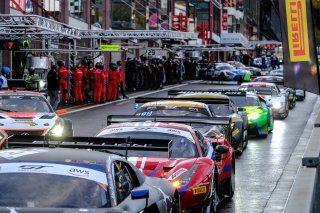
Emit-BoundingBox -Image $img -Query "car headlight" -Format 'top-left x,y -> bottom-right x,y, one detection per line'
272,102 -> 282,109
50,123 -> 64,137
249,113 -> 259,120
171,164 -> 198,188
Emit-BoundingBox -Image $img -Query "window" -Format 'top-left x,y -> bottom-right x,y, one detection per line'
112,161 -> 135,204
70,0 -> 84,20
195,130 -> 208,156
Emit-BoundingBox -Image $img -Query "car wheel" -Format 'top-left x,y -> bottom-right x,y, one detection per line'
235,137 -> 244,156
203,176 -> 217,213
228,158 -> 235,198
63,119 -> 74,136
172,195 -> 180,213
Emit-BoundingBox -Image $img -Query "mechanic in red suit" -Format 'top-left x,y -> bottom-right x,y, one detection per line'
87,61 -> 95,102
73,64 -> 84,104
101,66 -> 109,103
107,63 -> 120,101
79,58 -> 88,101
93,62 -> 104,104
57,61 -> 70,104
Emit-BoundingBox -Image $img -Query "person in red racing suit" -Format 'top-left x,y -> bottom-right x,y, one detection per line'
79,58 -> 89,101
73,65 -> 84,104
93,62 -> 104,104
87,60 -> 95,102
57,61 -> 70,104
101,68 -> 109,103
107,63 -> 120,101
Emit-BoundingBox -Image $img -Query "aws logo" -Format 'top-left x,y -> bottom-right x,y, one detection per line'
69,168 -> 90,177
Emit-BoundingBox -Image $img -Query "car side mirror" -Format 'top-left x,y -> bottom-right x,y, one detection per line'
131,189 -> 149,200
266,103 -> 272,107
215,145 -> 229,154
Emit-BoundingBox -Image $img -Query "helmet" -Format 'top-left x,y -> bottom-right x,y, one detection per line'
109,63 -> 118,71
88,60 -> 94,66
57,61 -> 64,67
95,62 -> 103,70
81,58 -> 88,66
1,67 -> 10,74
51,65 -> 58,71
28,66 -> 35,74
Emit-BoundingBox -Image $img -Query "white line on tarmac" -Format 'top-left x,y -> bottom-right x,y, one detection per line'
61,80 -> 202,115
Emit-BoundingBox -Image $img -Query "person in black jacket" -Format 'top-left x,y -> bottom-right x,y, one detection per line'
47,65 -> 60,110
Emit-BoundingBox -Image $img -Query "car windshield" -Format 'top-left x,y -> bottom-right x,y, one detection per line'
230,96 -> 260,107
217,65 -> 235,71
0,162 -> 110,208
0,95 -> 52,113
99,128 -> 199,158
209,104 -> 233,116
135,106 -> 211,117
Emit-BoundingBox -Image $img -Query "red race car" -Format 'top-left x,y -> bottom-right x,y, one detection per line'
96,115 -> 235,212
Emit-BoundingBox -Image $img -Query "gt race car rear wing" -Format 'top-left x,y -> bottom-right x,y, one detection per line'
135,97 -> 230,105
106,115 -> 231,126
5,135 -> 171,156
106,115 -> 232,143
168,89 -> 246,97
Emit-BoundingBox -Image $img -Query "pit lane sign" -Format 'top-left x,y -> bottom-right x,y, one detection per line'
99,44 -> 121,51
285,0 -> 310,61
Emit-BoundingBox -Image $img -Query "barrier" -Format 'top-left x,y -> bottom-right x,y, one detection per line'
284,113 -> 320,213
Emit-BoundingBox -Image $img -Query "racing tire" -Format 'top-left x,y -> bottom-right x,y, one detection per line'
235,136 -> 244,156
203,175 -> 217,213
235,76 -> 243,85
228,158 -> 236,198
63,119 -> 74,136
172,195 -> 180,213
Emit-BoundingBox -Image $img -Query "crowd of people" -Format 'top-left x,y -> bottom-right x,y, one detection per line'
46,59 -> 128,110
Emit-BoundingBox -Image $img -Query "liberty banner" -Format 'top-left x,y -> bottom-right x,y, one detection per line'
279,0 -> 320,94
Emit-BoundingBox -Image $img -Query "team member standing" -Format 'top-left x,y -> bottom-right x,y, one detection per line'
80,59 -> 89,101
47,65 -> 60,110
25,67 -> 40,91
57,61 -> 70,104
116,61 -> 128,99
73,64 -> 84,104
0,67 -> 10,90
93,62 -> 104,104
107,63 -> 119,101
87,61 -> 95,102
101,66 -> 109,103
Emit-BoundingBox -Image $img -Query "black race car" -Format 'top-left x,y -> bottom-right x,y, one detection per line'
0,136 -> 178,213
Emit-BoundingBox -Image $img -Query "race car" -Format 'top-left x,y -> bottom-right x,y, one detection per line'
211,63 -> 252,83
165,92 -> 248,154
0,91 -> 73,148
227,61 -> 263,76
226,91 -> 274,137
97,115 -> 235,212
253,76 -> 284,84
239,82 -> 289,119
1,135 -> 178,212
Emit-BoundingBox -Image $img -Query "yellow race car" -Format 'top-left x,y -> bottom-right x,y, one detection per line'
167,90 -> 249,155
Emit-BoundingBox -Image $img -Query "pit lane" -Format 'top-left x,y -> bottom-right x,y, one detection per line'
61,82 -> 318,213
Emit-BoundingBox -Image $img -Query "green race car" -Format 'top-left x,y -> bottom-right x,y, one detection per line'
229,92 -> 274,137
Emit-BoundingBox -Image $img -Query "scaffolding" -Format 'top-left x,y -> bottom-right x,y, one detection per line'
0,15 -> 81,39
79,29 -> 198,40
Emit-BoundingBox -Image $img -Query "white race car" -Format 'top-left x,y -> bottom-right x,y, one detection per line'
0,91 -> 73,147
239,82 -> 289,119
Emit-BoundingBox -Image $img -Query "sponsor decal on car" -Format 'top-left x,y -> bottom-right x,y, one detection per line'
168,168 -> 188,180
0,162 -> 108,185
0,149 -> 48,160
193,186 -> 207,195
232,128 -> 240,137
